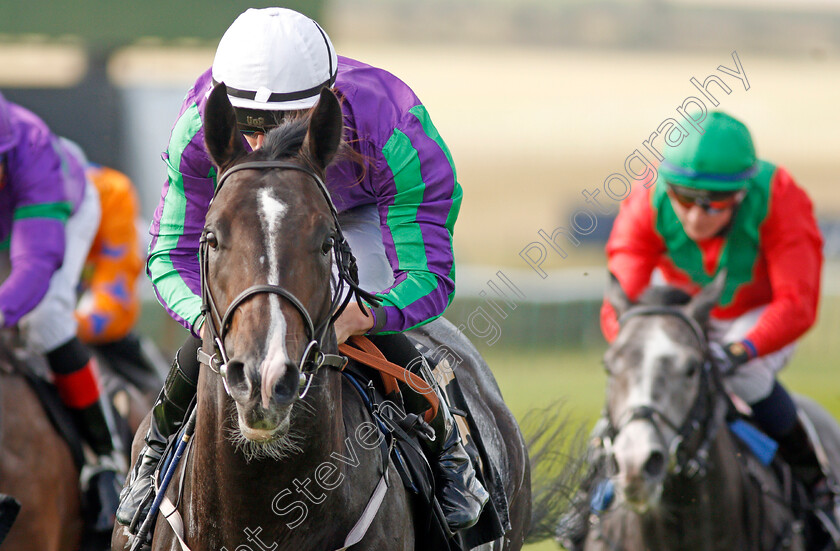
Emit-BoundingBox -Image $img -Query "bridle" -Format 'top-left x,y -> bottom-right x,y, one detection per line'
197,160 -> 380,398
605,306 -> 725,478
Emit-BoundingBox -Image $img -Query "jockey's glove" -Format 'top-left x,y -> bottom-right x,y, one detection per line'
710,341 -> 751,373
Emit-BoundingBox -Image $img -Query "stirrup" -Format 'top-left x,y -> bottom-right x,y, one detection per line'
811,479 -> 840,548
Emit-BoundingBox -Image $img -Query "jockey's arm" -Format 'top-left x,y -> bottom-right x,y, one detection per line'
601,186 -> 665,342
362,106 -> 462,335
0,139 -> 72,326
738,168 -> 822,356
147,105 -> 216,338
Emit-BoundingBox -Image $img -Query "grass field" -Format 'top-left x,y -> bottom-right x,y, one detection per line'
484,318 -> 840,550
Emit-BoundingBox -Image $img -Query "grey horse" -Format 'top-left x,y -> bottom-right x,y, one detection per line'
577,273 -> 840,551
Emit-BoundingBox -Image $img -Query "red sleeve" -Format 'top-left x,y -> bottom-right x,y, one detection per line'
744,168 -> 822,355
600,186 -> 665,342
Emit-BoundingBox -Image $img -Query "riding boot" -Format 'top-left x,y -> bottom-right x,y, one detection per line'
367,333 -> 489,532
115,349 -> 197,531
47,338 -> 125,533
777,418 -> 840,548
70,397 -> 125,532
428,392 -> 491,532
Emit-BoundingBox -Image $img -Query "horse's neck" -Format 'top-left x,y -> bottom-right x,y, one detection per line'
184,369 -> 353,544
650,422 -> 747,550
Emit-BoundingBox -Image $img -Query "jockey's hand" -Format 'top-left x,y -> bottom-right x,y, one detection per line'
709,341 -> 750,373
334,301 -> 375,345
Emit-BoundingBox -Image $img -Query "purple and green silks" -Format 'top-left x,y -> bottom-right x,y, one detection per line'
0,98 -> 87,325
148,56 -> 462,337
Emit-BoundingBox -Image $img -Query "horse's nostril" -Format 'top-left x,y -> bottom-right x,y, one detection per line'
271,361 -> 300,404
643,450 -> 666,478
606,453 -> 620,477
225,359 -> 248,393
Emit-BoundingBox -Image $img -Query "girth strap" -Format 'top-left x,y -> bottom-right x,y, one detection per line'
339,336 -> 440,424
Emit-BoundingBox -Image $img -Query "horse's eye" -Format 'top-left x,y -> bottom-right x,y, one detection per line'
685,361 -> 698,378
321,236 -> 335,255
206,231 -> 218,249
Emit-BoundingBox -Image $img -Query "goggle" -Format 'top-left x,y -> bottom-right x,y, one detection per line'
238,126 -> 270,136
667,184 -> 744,215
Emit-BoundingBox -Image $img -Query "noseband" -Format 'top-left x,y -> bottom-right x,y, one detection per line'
606,306 -> 723,477
197,160 -> 380,398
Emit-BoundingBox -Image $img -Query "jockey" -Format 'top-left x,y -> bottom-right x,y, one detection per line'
76,164 -> 144,347
117,6 -> 488,535
560,111 -> 833,549
74,162 -> 159,379
0,94 -> 123,531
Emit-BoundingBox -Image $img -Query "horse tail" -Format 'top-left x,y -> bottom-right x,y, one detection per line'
522,400 -> 589,544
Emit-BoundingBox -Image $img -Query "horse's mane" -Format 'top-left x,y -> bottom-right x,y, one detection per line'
637,285 -> 692,308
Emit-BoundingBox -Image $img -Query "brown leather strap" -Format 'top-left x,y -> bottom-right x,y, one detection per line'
339,336 -> 439,423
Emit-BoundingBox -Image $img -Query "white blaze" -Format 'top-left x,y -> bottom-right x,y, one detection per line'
258,188 -> 290,407
613,322 -> 680,492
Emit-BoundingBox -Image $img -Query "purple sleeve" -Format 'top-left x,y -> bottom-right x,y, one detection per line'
0,218 -> 65,325
0,128 -> 75,325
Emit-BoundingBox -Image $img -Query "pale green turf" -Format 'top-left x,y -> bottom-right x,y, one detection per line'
484,323 -> 840,550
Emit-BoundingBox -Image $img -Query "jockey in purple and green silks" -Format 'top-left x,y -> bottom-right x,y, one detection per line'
147,61 -> 461,339
118,7 -> 489,537
0,93 -> 123,532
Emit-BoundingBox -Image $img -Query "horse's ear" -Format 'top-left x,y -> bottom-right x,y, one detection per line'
204,82 -> 245,171
303,88 -> 343,170
684,269 -> 727,325
606,271 -> 633,318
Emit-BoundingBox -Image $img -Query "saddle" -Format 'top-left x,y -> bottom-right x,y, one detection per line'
339,335 -> 508,550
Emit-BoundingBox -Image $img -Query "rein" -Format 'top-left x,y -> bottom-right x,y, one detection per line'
197,160 -> 379,397
608,306 -> 723,478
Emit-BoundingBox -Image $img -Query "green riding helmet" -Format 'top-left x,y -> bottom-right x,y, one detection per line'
659,111 -> 757,193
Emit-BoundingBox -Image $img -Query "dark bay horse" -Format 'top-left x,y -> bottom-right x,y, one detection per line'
113,84 -> 530,551
580,274 -> 840,550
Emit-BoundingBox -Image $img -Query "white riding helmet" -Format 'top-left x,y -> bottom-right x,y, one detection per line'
212,7 -> 338,112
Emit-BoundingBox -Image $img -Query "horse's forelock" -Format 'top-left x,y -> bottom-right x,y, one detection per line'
637,285 -> 692,307
260,116 -> 311,163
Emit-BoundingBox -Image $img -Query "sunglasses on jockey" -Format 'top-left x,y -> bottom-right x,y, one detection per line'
667,183 -> 746,215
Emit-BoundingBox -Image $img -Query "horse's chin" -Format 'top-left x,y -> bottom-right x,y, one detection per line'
618,479 -> 663,514
228,403 -> 302,462
234,404 -> 292,442
237,416 -> 289,442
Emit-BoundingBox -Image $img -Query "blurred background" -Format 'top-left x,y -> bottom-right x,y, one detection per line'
2,1 -> 839,549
